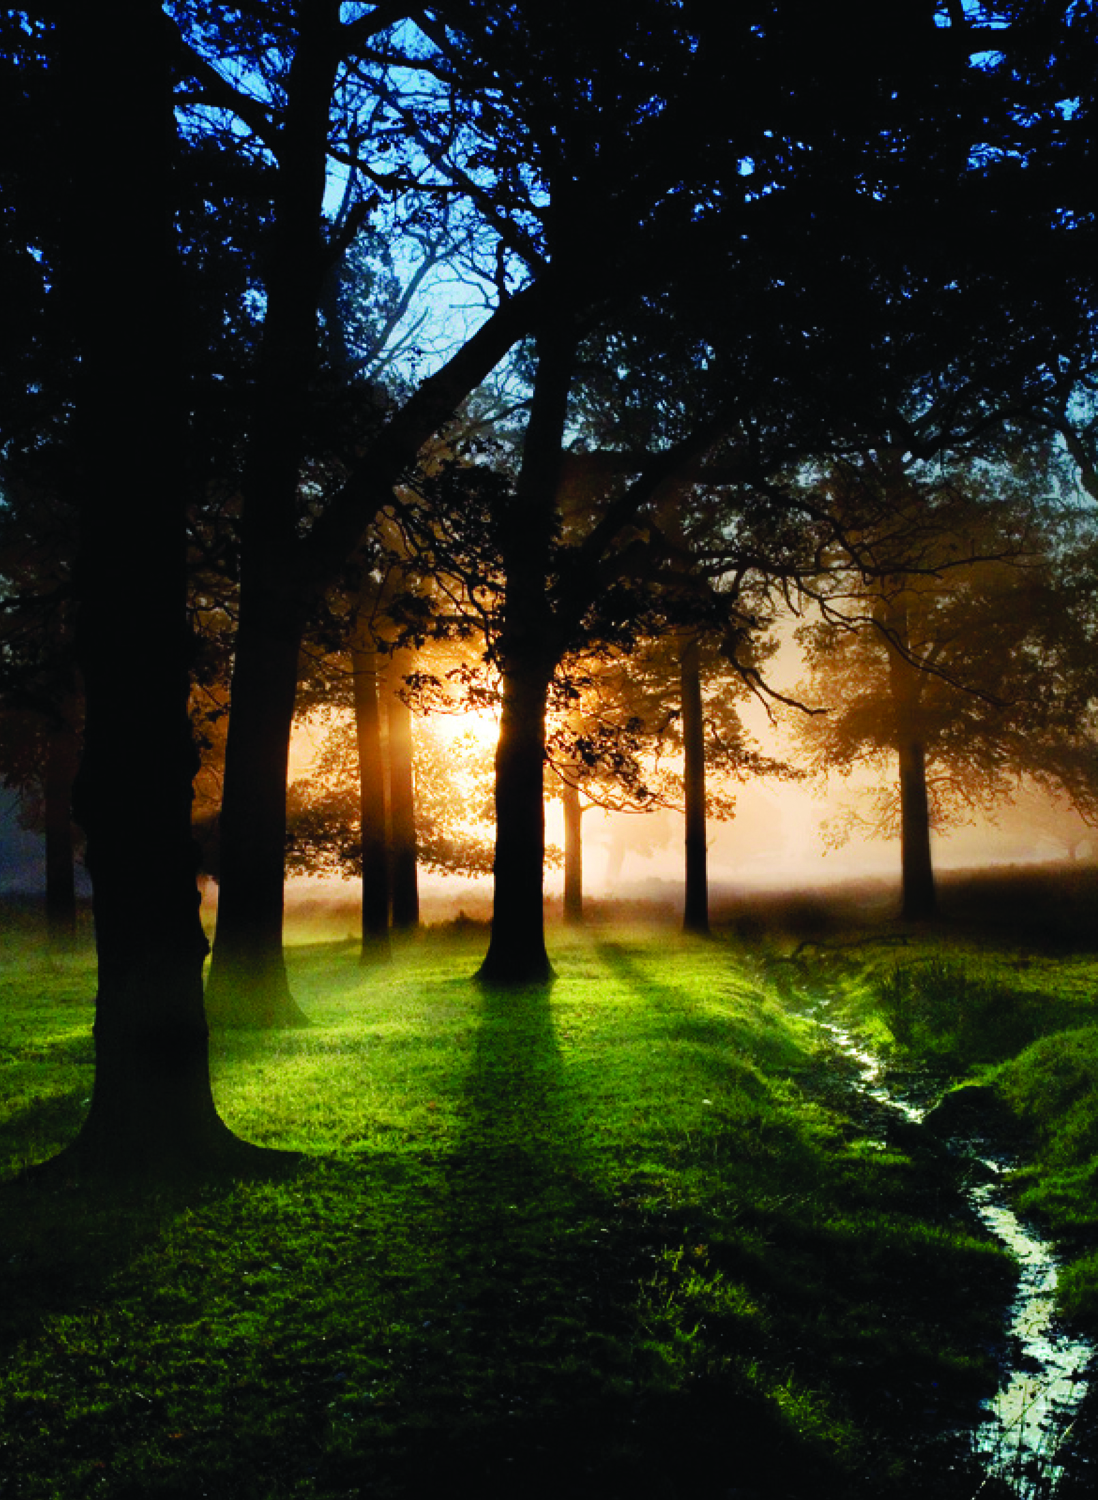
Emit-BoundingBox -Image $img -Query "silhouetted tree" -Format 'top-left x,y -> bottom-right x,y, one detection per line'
44,0 -> 272,1176
386,655 -> 421,929
795,442 -> 1091,918
165,3 -> 550,1023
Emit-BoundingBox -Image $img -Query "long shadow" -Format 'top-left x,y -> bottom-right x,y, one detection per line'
0,1151 -> 274,1354
452,979 -> 570,1192
322,975 -> 862,1500
593,936 -> 805,1083
1,951 -> 994,1499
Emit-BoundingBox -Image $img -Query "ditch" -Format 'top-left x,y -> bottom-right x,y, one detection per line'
813,1005 -> 1095,1498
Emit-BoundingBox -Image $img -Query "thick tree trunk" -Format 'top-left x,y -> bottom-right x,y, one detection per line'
387,681 -> 420,931
478,662 -> 555,983
44,713 -> 79,945
898,737 -> 936,920
54,0 -> 265,1177
205,5 -> 341,1024
477,323 -> 574,985
681,631 -> 710,935
204,608 -> 309,1026
562,777 -> 584,925
352,636 -> 391,962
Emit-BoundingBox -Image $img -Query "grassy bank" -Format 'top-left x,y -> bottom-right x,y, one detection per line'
1,921 -> 1024,1498
780,865 -> 1098,1339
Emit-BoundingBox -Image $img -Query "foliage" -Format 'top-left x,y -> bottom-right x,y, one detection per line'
286,710 -> 496,880
547,630 -> 797,819
794,440 -> 1098,847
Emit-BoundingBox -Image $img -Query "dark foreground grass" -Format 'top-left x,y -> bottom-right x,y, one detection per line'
1,922 -> 1020,1499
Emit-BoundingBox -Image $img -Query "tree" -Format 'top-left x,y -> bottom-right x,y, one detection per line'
559,622 -> 788,934
0,494 -> 82,943
285,553 -> 495,956
0,13 -> 83,943
441,0 -> 1089,978
188,0 -> 1088,1002
192,0 -> 766,993
349,617 -> 391,960
387,660 -> 421,928
794,441 -> 1090,918
41,1 -> 276,1176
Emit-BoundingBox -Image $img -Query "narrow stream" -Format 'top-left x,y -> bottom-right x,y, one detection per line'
816,1013 -> 1094,1498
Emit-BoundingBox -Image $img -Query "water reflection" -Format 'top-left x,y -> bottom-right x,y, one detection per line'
968,1170 -> 1091,1498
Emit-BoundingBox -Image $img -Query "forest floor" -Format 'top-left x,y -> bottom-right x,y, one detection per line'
2,865 -> 1098,1498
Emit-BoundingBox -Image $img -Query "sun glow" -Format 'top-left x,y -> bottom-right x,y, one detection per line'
430,705 -> 500,759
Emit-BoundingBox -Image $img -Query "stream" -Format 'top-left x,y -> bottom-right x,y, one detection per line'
815,1011 -> 1095,1498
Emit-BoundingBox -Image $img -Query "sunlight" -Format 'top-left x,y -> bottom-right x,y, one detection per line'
430,704 -> 500,759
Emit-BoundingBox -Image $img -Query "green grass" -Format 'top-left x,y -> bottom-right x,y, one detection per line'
0,921 -> 1029,1498
783,895 -> 1098,1341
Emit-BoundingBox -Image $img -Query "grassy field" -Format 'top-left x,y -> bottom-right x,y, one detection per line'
2,877 -> 1098,1499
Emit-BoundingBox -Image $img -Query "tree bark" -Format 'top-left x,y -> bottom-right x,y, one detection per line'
387,678 -> 420,930
478,661 -> 555,983
204,606 -> 309,1026
885,596 -> 937,921
53,0 -> 268,1177
562,776 -> 584,925
352,633 -> 391,961
205,4 -> 342,1023
898,736 -> 936,920
681,631 -> 710,935
477,323 -> 574,984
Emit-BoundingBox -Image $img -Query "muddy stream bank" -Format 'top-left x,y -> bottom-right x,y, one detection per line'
810,1003 -> 1095,1498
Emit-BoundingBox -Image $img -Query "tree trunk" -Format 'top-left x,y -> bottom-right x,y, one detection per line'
54,0 -> 266,1177
387,679 -> 420,930
681,631 -> 710,935
44,712 -> 79,946
352,635 -> 391,962
478,661 -> 555,983
898,736 -> 936,920
204,9 -> 538,1020
205,5 -> 341,1024
562,777 -> 584,925
885,596 -> 937,921
204,607 -> 309,1026
477,322 -> 574,984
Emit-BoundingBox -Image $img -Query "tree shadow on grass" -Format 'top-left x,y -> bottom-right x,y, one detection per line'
0,1144 -> 293,1355
592,936 -> 807,1086
0,953 -> 1004,1499
315,978 -> 866,1500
